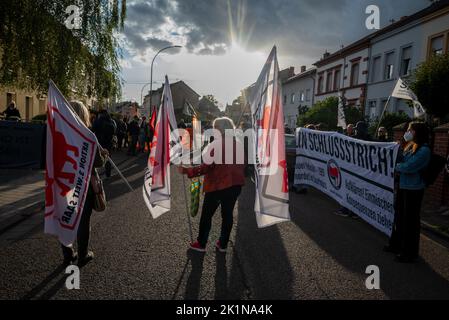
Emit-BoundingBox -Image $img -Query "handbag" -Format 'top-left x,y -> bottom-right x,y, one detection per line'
91,169 -> 107,212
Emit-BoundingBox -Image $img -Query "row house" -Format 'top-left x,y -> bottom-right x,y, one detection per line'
282,66 -> 316,129
313,37 -> 371,112
366,0 -> 449,120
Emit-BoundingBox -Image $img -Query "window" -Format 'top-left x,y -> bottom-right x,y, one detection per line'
368,100 -> 377,120
400,46 -> 412,76
430,35 -> 444,56
350,63 -> 360,86
326,72 -> 333,92
334,69 -> 341,91
6,93 -> 16,106
371,56 -> 381,83
291,93 -> 295,104
305,89 -> 311,102
283,95 -> 287,104
384,52 -> 395,80
318,75 -> 324,94
299,91 -> 305,102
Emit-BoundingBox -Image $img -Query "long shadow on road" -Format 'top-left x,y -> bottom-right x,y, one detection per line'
290,188 -> 449,299
229,180 -> 294,299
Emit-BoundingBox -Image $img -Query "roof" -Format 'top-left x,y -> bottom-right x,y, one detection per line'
314,0 -> 449,67
149,80 -> 200,98
283,68 -> 317,85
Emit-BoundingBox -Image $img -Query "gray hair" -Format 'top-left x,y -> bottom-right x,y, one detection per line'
213,117 -> 236,134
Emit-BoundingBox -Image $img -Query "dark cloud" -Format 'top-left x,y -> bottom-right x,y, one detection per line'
123,0 -> 430,58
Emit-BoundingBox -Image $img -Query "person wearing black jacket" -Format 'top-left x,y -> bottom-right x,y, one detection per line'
127,116 -> 140,156
1,101 -> 21,120
93,110 -> 116,177
116,116 -> 128,150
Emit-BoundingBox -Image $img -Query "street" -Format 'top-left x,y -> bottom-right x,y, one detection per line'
1,152 -> 449,300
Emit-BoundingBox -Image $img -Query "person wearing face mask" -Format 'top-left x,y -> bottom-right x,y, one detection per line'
384,122 -> 431,263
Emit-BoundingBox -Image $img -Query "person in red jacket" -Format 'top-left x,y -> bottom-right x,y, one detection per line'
180,117 -> 245,253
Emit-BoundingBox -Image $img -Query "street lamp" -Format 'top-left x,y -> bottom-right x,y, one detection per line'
140,82 -> 151,108
149,45 -> 182,115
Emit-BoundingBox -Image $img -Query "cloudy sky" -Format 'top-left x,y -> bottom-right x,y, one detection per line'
119,0 -> 430,107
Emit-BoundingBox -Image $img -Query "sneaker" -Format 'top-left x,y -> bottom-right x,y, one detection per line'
215,240 -> 227,253
190,241 -> 206,253
63,252 -> 78,266
78,251 -> 94,266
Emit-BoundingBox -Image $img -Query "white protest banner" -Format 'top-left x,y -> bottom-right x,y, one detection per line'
248,46 -> 290,228
143,76 -> 179,219
294,128 -> 399,236
45,81 -> 98,246
337,94 -> 347,130
391,78 -> 426,118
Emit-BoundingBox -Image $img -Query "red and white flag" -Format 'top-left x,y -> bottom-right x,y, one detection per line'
249,46 -> 290,228
143,76 -> 179,219
44,81 -> 98,246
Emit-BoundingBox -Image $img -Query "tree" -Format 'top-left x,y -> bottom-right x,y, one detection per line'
297,96 -> 364,130
198,95 -> 221,121
0,0 -> 126,102
411,53 -> 449,120
368,112 -> 410,138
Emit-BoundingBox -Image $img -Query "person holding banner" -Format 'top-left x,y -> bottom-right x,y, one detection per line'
385,122 -> 430,263
60,101 -> 109,266
181,117 -> 245,253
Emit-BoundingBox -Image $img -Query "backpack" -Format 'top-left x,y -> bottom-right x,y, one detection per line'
421,153 -> 446,187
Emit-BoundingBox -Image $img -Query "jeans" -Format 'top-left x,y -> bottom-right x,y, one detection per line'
197,185 -> 242,248
61,190 -> 94,260
389,188 -> 424,259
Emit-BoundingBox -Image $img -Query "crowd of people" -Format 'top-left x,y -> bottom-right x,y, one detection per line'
54,101 -> 437,266
294,120 -> 433,264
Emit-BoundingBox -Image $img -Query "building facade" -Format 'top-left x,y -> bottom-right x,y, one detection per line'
143,80 -> 200,120
313,39 -> 371,113
366,1 -> 449,120
282,66 -> 316,129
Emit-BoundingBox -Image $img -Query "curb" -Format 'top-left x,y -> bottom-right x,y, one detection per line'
421,221 -> 449,243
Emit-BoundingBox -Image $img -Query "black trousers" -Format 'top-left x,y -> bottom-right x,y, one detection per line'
127,135 -> 138,156
389,188 -> 424,259
61,191 -> 94,260
197,186 -> 242,248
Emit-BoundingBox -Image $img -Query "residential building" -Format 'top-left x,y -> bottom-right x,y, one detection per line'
313,39 -> 371,113
112,101 -> 140,119
366,0 -> 449,120
282,66 -> 316,129
143,80 -> 200,120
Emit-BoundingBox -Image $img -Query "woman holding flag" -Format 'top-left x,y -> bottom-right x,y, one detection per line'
180,117 -> 245,253
60,101 -> 109,266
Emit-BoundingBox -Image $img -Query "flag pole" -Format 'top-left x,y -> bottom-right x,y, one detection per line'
181,174 -> 194,243
376,96 -> 391,134
107,156 -> 134,191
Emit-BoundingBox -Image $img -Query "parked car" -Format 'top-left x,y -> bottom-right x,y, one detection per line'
285,134 -> 297,183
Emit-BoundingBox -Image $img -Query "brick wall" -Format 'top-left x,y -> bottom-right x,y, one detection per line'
393,123 -> 449,207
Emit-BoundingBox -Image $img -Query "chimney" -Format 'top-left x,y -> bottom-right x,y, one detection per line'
288,66 -> 295,77
300,65 -> 307,73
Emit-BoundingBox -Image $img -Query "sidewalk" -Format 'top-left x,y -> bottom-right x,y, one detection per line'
0,149 -> 144,232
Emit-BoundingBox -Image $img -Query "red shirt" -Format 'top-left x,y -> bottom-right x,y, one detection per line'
202,136 -> 246,193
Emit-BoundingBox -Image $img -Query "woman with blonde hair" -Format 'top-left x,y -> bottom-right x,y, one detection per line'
180,117 -> 245,253
60,101 -> 108,266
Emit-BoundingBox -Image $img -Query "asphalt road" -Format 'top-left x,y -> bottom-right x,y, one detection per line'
1,153 -> 449,300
